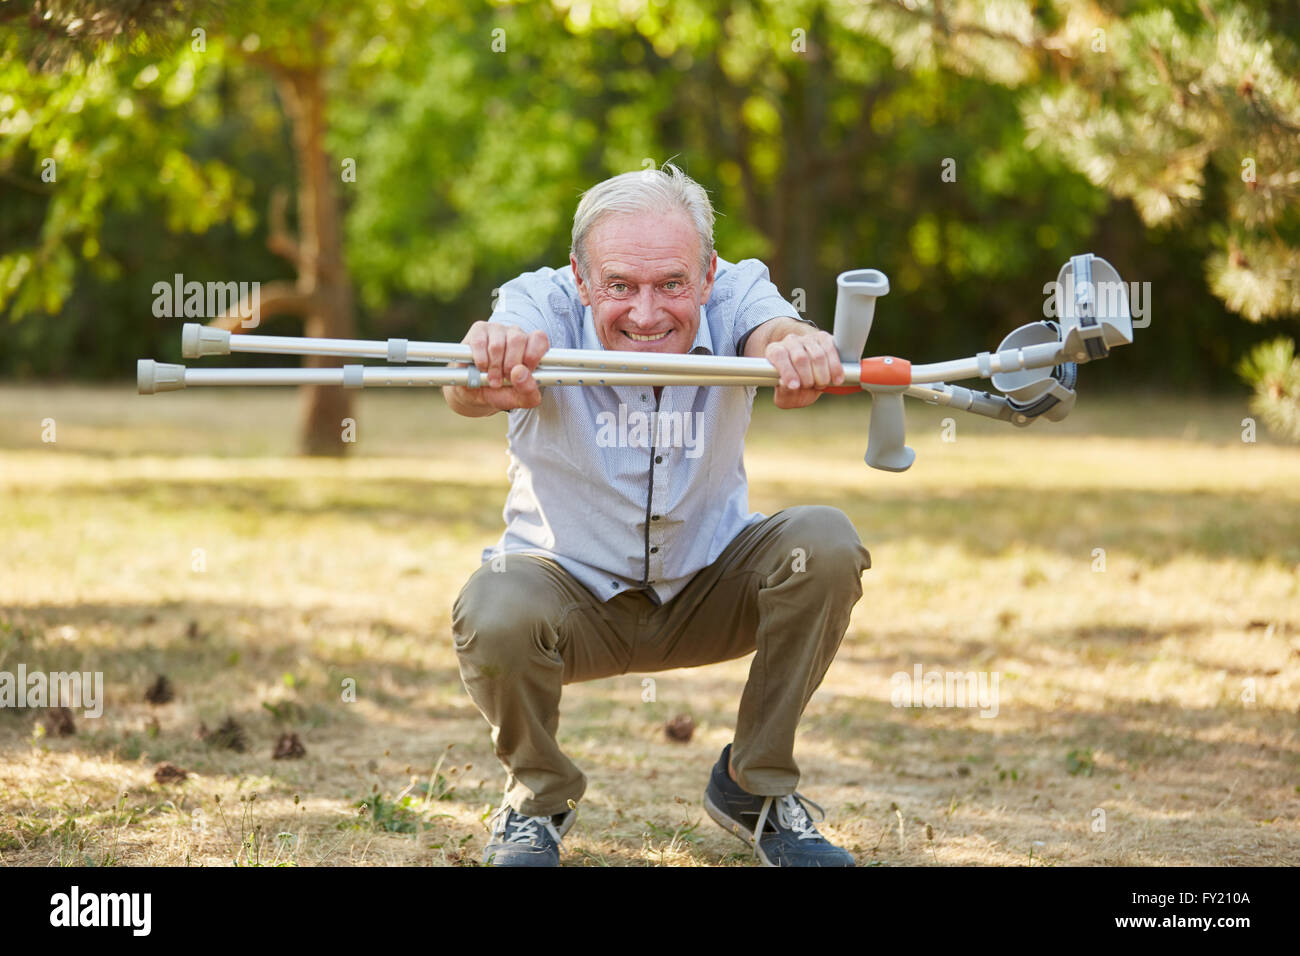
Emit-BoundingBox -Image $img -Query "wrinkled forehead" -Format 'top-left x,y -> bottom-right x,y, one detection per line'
586,210 -> 702,280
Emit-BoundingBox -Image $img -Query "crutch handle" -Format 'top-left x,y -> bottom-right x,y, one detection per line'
815,357 -> 916,472
865,388 -> 915,472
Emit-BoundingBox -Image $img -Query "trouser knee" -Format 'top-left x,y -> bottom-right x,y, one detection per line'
451,562 -> 564,678
774,505 -> 871,589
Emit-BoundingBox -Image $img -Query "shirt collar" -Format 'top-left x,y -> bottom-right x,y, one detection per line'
580,304 -> 714,356
689,305 -> 714,355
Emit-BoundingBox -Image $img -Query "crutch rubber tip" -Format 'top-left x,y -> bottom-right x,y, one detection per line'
137,360 -> 186,394
181,323 -> 231,358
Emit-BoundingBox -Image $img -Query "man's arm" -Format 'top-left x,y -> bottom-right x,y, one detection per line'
743,316 -> 844,409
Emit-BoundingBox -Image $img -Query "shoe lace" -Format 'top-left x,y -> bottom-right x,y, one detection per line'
752,792 -> 826,859
491,806 -> 564,848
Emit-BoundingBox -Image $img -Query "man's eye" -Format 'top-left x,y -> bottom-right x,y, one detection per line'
611,283 -> 628,293
664,281 -> 681,291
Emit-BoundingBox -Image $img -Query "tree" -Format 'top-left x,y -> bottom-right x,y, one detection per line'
4,1 -> 432,454
850,0 -> 1300,436
350,0 -> 1109,356
5,0 -> 1285,414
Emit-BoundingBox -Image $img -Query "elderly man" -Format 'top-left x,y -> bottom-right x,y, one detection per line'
445,163 -> 871,867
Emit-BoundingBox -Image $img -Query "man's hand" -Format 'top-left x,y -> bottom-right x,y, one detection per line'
748,318 -> 844,409
442,321 -> 550,417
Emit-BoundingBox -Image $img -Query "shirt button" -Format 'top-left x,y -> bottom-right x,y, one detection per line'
650,547 -> 658,554
651,514 -> 660,521
640,393 -> 647,401
654,455 -> 663,464
611,581 -> 619,589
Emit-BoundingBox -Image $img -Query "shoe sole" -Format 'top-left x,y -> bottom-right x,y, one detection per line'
703,789 -> 775,867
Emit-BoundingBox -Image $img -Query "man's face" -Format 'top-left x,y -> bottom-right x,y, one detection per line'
571,209 -> 717,354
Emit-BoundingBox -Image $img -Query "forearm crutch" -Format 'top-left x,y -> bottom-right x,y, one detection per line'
137,254 -> 1136,472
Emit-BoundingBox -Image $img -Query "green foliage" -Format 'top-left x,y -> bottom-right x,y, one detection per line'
829,0 -> 1300,426
0,39 -> 257,319
1020,2 -> 1300,325
1065,748 -> 1095,777
1238,337 -> 1300,440
1,0 -> 1294,395
348,791 -> 423,833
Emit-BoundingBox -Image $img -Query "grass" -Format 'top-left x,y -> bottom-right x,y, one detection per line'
0,382 -> 1298,866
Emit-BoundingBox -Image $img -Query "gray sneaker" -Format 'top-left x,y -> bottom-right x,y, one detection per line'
703,743 -> 855,867
482,804 -> 577,867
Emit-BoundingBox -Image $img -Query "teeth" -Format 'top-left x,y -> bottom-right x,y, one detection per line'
627,331 -> 669,342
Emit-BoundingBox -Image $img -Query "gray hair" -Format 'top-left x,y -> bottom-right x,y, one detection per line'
570,162 -> 715,283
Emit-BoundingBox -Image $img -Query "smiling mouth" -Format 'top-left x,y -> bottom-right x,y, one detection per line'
623,330 -> 671,342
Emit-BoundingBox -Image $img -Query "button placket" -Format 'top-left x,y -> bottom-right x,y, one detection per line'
647,388 -> 676,584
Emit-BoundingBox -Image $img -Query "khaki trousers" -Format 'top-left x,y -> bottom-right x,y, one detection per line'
450,505 -> 871,816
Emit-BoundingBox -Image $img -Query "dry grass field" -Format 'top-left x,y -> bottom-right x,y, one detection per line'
1,382 -> 1297,866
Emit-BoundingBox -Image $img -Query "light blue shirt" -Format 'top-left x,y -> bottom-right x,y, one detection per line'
480,257 -> 807,605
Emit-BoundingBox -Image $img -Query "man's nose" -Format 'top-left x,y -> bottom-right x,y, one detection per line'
627,286 -> 661,327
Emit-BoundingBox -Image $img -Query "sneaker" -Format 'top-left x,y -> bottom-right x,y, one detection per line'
482,803 -> 577,867
703,743 -> 855,867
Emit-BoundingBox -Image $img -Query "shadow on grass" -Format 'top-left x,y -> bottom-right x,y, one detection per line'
0,599 -> 470,732
21,475 -> 1300,566
834,620 -> 1250,674
758,485 -> 1300,564
70,478 -> 508,534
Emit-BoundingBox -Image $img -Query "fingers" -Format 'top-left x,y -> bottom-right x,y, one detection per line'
502,330 -> 527,387
508,361 -> 541,408
464,321 -> 548,395
464,321 -> 490,379
765,331 -> 844,405
485,325 -> 507,389
486,330 -> 547,409
479,364 -> 540,411
766,343 -> 801,392
813,332 -> 843,386
767,334 -> 843,389
765,344 -> 808,409
461,322 -> 549,410
522,329 -> 549,370
787,339 -> 825,389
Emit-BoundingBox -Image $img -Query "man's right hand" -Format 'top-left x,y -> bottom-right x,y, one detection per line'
443,321 -> 550,416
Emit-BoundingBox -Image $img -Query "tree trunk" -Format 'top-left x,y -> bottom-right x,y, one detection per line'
273,63 -> 356,457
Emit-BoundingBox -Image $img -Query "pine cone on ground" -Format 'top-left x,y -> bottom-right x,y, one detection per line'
665,714 -> 694,742
272,732 -> 306,760
154,762 -> 187,784
204,716 -> 247,752
144,674 -> 174,705
42,707 -> 76,736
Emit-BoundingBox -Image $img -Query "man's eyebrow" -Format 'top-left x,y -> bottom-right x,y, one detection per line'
601,270 -> 689,282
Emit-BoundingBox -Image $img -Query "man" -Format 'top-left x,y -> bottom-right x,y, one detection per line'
444,163 -> 871,867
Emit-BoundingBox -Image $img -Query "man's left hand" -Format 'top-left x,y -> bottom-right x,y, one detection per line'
764,328 -> 844,409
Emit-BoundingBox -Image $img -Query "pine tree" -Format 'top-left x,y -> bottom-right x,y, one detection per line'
851,0 -> 1300,437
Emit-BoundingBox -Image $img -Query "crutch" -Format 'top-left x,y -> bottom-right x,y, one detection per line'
137,254 -> 1136,472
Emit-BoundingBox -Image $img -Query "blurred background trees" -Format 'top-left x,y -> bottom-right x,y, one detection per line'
2,0 -> 1296,451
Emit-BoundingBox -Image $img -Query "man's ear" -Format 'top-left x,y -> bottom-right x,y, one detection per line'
570,254 -> 591,307
699,251 -> 718,304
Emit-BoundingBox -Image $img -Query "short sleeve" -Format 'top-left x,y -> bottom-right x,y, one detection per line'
708,258 -> 812,356
488,266 -> 583,349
